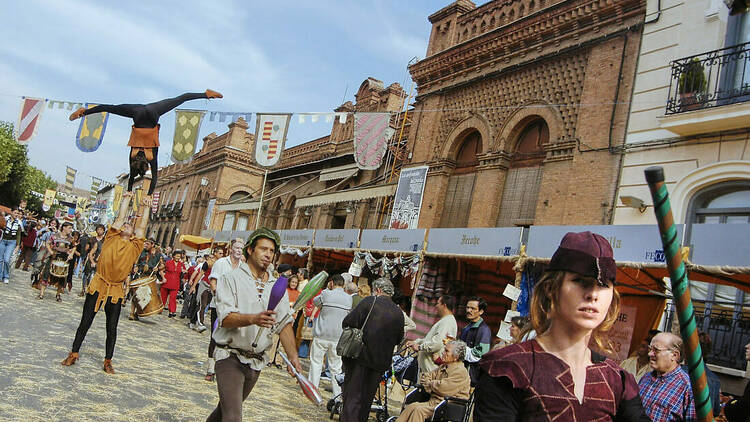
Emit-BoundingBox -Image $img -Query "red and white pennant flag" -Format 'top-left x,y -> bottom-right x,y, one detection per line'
16,97 -> 46,144
151,191 -> 160,214
254,113 -> 291,167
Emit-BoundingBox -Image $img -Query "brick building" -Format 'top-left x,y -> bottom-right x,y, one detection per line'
217,78 -> 408,232
407,0 -> 646,228
148,118 -> 263,248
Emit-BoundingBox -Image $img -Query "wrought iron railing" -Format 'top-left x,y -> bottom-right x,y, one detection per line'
666,41 -> 750,114
662,301 -> 750,370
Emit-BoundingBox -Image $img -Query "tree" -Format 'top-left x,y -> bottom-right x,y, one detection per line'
0,121 -> 59,217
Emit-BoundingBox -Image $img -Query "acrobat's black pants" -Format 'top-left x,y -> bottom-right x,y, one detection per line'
71,291 -> 122,359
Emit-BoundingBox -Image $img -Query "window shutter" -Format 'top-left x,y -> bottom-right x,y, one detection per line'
440,173 -> 477,227
496,166 -> 543,226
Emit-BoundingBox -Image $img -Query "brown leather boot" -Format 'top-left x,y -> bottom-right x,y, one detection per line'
103,359 -> 115,374
205,89 -> 223,99
61,352 -> 79,366
69,107 -> 86,121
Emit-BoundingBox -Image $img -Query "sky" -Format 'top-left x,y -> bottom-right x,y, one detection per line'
0,0 -> 473,188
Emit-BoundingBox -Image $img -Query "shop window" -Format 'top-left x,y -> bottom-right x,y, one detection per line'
440,131 -> 481,227
222,212 -> 236,231
496,119 -> 548,226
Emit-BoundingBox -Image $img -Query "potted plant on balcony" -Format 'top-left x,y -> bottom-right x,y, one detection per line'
677,58 -> 707,111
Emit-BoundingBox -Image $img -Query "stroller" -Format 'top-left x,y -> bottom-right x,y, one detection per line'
326,346 -> 419,421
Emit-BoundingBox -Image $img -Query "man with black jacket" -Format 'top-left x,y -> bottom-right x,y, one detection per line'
341,278 -> 404,422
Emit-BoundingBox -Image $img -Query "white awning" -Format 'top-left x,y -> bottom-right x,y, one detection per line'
296,184 -> 396,208
217,201 -> 260,212
319,163 -> 359,182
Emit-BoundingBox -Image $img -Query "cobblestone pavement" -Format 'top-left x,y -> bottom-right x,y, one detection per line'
0,267 -> 342,422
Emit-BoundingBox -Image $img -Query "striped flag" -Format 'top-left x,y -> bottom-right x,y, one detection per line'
254,113 -> 291,167
89,177 -> 101,202
65,166 -> 77,193
16,97 -> 46,144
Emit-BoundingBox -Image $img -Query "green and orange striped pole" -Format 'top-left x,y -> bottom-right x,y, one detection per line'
645,166 -> 714,422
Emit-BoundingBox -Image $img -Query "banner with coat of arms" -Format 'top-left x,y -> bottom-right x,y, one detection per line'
171,109 -> 206,163
76,103 -> 109,152
254,113 -> 291,167
353,112 -> 394,170
43,189 -> 56,212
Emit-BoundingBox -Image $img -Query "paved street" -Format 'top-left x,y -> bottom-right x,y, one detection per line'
0,267 -> 335,422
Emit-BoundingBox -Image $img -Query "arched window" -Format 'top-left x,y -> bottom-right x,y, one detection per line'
496,118 -> 548,227
222,191 -> 251,231
440,131 -> 482,227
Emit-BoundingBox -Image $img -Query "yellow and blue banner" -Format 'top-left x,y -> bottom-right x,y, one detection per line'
76,103 -> 109,152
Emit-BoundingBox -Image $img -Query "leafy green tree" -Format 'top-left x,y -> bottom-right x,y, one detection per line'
0,121 -> 59,217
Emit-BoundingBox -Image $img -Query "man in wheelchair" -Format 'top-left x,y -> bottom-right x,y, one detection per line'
392,340 -> 471,422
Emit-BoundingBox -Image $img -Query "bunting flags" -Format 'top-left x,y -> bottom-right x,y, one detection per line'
76,103 -> 109,152
16,97 -> 45,144
65,166 -> 77,193
112,184 -> 124,215
151,191 -> 160,214
353,113 -> 394,170
208,111 -> 252,123
89,177 -> 101,202
254,113 -> 292,167
43,189 -> 56,212
297,112 -> 348,124
171,109 -> 206,164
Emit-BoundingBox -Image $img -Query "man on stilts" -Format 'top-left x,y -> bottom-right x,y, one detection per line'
61,189 -> 152,374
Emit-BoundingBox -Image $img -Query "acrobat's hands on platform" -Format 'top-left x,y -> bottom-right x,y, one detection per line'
69,107 -> 86,121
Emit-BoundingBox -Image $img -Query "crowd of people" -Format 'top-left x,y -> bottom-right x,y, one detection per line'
2,194 -> 749,422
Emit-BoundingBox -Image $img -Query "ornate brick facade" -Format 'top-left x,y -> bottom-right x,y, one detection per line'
408,0 -> 645,228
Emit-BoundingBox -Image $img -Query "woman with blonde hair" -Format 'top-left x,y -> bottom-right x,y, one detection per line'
474,232 -> 650,421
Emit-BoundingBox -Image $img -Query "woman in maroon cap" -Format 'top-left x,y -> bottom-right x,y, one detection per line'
473,231 -> 650,421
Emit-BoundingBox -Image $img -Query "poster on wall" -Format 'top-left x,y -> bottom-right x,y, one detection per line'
609,305 -> 637,362
204,198 -> 216,230
388,165 -> 428,229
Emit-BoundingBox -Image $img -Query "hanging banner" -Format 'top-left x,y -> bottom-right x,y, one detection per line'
43,189 -> 56,212
610,306 -> 637,362
112,185 -> 124,214
16,97 -> 45,144
65,166 -> 77,193
389,166 -> 428,229
254,113 -> 291,167
76,196 -> 89,214
171,109 -> 206,163
204,198 -> 216,230
151,191 -> 161,214
76,103 -> 109,152
89,177 -> 101,202
353,112 -> 394,170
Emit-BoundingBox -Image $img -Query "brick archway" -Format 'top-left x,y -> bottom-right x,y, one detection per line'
496,102 -> 564,152
441,113 -> 493,160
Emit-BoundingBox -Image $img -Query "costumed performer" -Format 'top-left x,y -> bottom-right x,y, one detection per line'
61,191 -> 151,374
206,228 -> 301,422
473,231 -> 651,421
33,221 -> 74,302
69,90 -> 222,194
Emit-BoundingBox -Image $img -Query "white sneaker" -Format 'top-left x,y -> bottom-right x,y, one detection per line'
197,323 -> 207,333
188,323 -> 195,330
3,279 -> 8,284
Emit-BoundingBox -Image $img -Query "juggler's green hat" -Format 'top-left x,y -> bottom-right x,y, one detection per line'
244,227 -> 281,257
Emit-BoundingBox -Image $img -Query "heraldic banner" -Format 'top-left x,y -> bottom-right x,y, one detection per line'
89,177 -> 101,202
353,112 -> 394,170
112,184 -> 124,214
76,103 -> 109,152
65,166 -> 77,193
16,97 -> 45,144
254,113 -> 291,167
172,109 -> 206,163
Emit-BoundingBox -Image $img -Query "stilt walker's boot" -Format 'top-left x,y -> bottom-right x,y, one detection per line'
205,357 -> 215,381
61,352 -> 79,366
205,89 -> 223,99
69,107 -> 86,121
103,359 -> 115,374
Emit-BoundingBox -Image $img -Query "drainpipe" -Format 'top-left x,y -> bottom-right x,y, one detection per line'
645,0 -> 661,24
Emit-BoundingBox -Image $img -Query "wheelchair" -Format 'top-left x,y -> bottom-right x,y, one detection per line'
385,386 -> 474,422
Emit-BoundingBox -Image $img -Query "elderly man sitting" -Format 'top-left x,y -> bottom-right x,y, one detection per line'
396,340 -> 471,422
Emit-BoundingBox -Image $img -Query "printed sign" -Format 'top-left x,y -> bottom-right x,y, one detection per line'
610,306 -> 637,362
278,229 -> 314,247
314,229 -> 360,249
526,224 -> 683,263
389,166 -> 428,229
359,229 -> 425,252
426,227 -> 523,256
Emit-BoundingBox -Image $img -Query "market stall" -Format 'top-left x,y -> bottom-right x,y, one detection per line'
309,229 -> 361,276
276,229 -> 314,271
408,227 -> 523,341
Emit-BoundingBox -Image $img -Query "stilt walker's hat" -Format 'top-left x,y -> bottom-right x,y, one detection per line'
547,231 -> 616,285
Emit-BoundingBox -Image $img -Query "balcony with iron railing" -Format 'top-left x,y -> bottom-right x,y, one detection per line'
661,42 -> 750,135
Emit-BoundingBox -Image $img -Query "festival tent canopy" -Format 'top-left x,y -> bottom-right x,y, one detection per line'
178,234 -> 213,251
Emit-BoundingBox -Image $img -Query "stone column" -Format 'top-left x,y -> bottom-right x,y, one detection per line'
467,151 -> 510,227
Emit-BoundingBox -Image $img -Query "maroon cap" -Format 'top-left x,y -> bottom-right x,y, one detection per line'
548,231 -> 616,284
